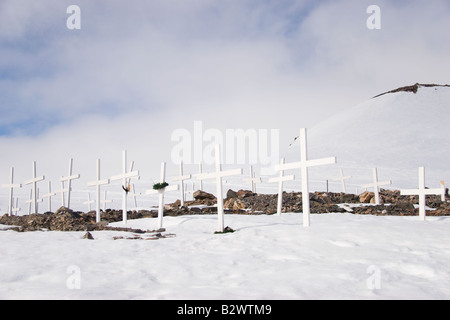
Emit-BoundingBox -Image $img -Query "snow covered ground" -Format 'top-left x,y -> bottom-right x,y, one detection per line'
2,212 -> 450,300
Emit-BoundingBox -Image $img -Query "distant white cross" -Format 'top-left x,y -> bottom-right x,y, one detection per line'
244,165 -> 262,193
332,168 -> 352,193
11,197 -> 21,215
401,167 -> 445,221
195,144 -> 242,232
440,181 -> 446,202
2,167 -> 22,216
275,128 -> 336,227
268,158 -> 295,216
172,160 -> 191,207
362,168 -> 391,205
87,159 -> 110,222
101,190 -> 113,211
26,188 -> 43,214
24,161 -> 45,214
83,192 -> 95,212
146,162 -> 178,229
60,158 -> 80,209
110,150 -> 140,224
40,181 -> 56,212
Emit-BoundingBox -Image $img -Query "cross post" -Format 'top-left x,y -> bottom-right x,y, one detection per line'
2,167 -> 22,216
24,161 -> 45,214
361,168 -> 391,205
268,158 -> 295,216
401,167 -> 445,221
275,128 -> 336,227
195,144 -> 242,232
87,159 -> 110,222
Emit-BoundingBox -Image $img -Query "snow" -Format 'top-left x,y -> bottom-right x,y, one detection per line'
2,212 -> 450,300
1,86 -> 450,300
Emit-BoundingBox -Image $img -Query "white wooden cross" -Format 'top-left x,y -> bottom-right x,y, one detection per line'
87,159 -> 110,222
26,188 -> 43,214
401,167 -> 445,221
268,158 -> 294,216
130,184 -> 141,210
110,150 -> 140,224
83,193 -> 95,212
332,168 -> 352,193
24,161 -> 45,214
60,158 -> 80,209
244,165 -> 262,193
275,128 -> 336,227
195,144 -> 242,232
101,190 -> 113,211
172,160 -> 191,207
2,167 -> 22,216
361,168 -> 391,205
40,181 -> 56,212
146,162 -> 178,229
11,197 -> 21,215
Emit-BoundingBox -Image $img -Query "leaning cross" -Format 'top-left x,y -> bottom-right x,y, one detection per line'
401,167 -> 445,221
268,158 -> 295,216
332,168 -> 352,193
60,158 -> 80,209
146,162 -> 178,229
87,159 -> 110,222
110,150 -> 140,224
24,161 -> 45,214
2,167 -> 22,216
362,168 -> 391,205
195,144 -> 242,232
275,128 -> 336,227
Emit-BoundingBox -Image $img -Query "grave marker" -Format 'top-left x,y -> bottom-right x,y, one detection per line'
87,159 -> 110,222
275,128 -> 336,227
83,192 -> 95,212
24,161 -> 45,214
244,165 -> 262,193
195,144 -> 242,232
146,162 -> 178,229
401,167 -> 445,221
361,168 -> 391,205
172,160 -> 191,207
268,158 -> 294,216
332,168 -> 352,193
101,190 -> 113,211
60,158 -> 80,209
110,150 -> 140,223
2,167 -> 22,216
41,181 -> 56,212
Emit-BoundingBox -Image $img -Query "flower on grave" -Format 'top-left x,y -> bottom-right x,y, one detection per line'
153,182 -> 169,190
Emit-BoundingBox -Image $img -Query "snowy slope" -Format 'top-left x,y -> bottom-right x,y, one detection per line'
299,84 -> 450,191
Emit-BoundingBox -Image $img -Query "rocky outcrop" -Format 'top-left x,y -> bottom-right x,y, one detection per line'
2,189 -> 449,232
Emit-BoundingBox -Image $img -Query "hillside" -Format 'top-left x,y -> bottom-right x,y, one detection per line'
302,84 -> 450,190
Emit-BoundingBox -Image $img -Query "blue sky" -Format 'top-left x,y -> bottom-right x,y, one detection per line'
1,0 -> 449,137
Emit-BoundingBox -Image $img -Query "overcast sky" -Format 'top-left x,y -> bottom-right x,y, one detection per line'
0,0 -> 449,194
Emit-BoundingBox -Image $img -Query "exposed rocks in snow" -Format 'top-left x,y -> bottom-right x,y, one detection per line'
373,83 -> 450,98
1,189 -> 449,232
